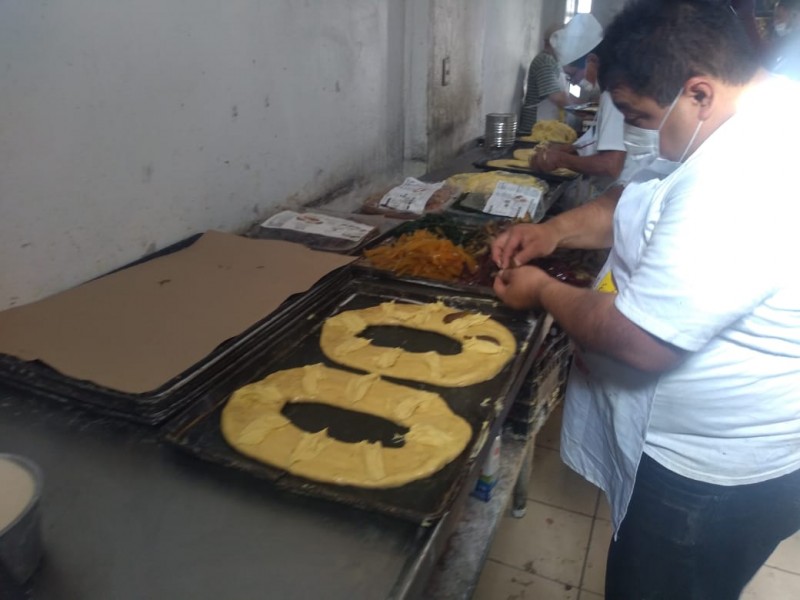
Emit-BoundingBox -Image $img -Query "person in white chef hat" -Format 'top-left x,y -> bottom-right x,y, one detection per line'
530,13 -> 627,208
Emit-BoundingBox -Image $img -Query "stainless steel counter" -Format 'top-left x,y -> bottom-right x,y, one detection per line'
0,389 -> 453,600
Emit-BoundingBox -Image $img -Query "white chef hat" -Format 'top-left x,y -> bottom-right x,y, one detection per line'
550,13 -> 603,66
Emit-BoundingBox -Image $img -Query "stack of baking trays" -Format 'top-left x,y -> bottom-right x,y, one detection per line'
504,248 -> 611,438
0,228 -> 547,524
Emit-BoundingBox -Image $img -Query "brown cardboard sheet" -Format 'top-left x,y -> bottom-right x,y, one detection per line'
0,231 -> 355,394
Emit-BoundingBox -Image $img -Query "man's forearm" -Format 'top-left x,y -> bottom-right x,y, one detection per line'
559,150 -> 625,179
537,278 -> 684,372
547,186 -> 621,249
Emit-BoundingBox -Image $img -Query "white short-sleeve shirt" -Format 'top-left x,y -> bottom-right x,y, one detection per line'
561,75 -> 800,531
574,91 -> 626,156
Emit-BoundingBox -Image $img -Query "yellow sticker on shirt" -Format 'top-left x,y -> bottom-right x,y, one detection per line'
596,270 -> 618,293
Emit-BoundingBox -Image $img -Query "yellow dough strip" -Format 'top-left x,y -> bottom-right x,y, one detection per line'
221,364 -> 472,488
319,301 -> 517,387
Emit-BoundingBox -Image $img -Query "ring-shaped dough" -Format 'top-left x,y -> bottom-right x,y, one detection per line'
221,364 -> 472,488
319,301 -> 517,387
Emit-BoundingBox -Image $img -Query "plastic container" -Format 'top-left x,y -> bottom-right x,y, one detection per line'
471,434 -> 502,502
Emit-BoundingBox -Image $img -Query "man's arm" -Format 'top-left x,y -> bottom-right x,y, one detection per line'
494,267 -> 686,372
533,148 -> 626,179
549,185 -> 621,248
546,90 -> 571,108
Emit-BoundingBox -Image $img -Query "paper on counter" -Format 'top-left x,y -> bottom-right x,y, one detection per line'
378,177 -> 444,214
260,210 -> 375,242
484,181 -> 543,219
0,231 -> 355,394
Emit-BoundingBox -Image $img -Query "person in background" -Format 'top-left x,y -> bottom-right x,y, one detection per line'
530,14 -> 626,207
767,0 -> 800,78
492,1 -> 800,598
519,23 -> 571,136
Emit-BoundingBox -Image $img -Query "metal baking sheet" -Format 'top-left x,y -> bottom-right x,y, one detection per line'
352,214 -> 499,293
447,181 -> 568,223
163,275 -> 544,523
0,260 -> 352,426
472,156 -> 579,184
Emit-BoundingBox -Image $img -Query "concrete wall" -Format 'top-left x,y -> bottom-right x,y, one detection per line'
0,0 -> 549,309
591,0 -> 628,27
426,0 -> 546,169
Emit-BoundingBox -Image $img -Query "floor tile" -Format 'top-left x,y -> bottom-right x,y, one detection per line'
489,500 -> 593,587
765,528 -> 800,574
741,565 -> 800,599
536,403 -> 563,451
529,447 -> 599,516
473,560 -> 579,600
578,591 -> 603,599
582,519 -> 612,595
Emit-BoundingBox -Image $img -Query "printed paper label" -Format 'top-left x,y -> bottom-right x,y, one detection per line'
484,181 -> 543,219
260,210 -> 374,242
378,177 -> 444,214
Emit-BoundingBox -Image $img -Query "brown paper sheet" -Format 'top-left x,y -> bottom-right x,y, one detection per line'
0,231 -> 355,394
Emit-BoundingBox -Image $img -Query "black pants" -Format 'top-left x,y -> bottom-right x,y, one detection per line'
606,453 -> 800,600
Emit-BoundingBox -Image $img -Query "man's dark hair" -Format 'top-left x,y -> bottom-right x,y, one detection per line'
597,0 -> 760,106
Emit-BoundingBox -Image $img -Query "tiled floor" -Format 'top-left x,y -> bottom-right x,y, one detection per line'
473,405 -> 800,600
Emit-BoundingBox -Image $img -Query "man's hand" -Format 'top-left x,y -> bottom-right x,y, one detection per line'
530,145 -> 569,173
492,265 -> 553,310
491,223 -> 559,269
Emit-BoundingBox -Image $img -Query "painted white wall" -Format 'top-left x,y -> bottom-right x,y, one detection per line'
426,0 -> 544,168
481,2 -> 541,119
0,0 -> 546,309
0,0 -> 405,308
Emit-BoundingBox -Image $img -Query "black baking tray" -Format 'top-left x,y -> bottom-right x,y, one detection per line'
0,239 -> 353,426
472,155 -> 579,185
162,273 -> 545,523
351,214 -> 500,294
447,181 -> 568,224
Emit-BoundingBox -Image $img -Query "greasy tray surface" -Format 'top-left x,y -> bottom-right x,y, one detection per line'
163,276 -> 542,522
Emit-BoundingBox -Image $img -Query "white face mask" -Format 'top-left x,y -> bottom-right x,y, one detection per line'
578,78 -> 599,95
774,22 -> 789,37
620,123 -> 680,182
619,88 -> 702,183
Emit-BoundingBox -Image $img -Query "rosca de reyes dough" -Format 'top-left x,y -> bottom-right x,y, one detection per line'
445,171 -> 548,196
513,148 -> 536,162
519,120 -> 577,143
486,158 -> 531,171
512,147 -> 579,178
319,301 -> 517,386
221,364 -> 472,488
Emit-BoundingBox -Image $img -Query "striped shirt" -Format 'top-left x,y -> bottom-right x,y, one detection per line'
520,51 -> 563,135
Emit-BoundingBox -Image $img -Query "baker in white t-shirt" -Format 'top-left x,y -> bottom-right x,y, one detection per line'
530,14 -> 626,206
490,2 -> 800,599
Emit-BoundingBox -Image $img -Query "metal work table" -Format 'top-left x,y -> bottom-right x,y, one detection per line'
0,383 -> 534,600
0,388 -> 429,599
